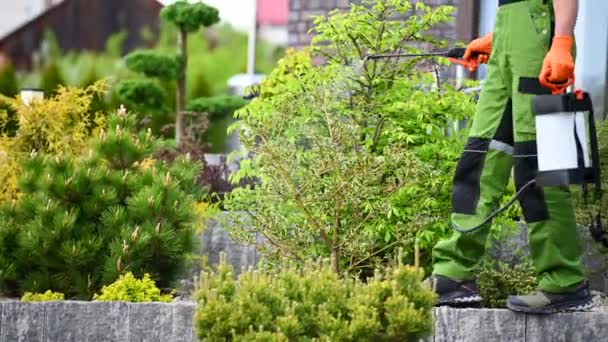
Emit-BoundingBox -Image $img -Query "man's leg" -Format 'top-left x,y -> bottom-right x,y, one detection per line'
430,44 -> 513,305
504,0 -> 591,313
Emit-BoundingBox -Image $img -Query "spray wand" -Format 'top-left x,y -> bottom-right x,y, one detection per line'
363,47 -> 479,70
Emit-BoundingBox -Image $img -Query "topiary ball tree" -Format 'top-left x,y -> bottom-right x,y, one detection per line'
118,1 -> 219,145
161,0 -> 219,144
115,79 -> 167,112
125,51 -> 183,81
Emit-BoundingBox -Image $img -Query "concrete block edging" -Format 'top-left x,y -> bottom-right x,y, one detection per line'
1,301 -> 606,342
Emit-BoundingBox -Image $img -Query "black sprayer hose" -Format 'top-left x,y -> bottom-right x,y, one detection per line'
452,179 -> 537,234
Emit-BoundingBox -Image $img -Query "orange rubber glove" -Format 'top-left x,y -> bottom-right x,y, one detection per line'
539,36 -> 575,93
463,32 -> 492,72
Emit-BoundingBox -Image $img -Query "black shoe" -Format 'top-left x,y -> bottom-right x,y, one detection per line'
426,275 -> 482,308
507,281 -> 595,314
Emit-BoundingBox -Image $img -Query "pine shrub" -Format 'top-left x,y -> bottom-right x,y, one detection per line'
0,106 -> 204,299
93,272 -> 173,302
194,256 -> 436,341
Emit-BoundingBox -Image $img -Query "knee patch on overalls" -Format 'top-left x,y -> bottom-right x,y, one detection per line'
452,100 -> 514,215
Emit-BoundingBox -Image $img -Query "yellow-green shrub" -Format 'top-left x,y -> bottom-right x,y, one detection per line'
194,255 -> 436,341
21,290 -> 65,302
93,273 -> 173,303
0,81 -> 106,203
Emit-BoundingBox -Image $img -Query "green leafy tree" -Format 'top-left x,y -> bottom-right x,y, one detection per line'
0,106 -> 204,299
225,0 -> 476,274
194,255 -> 436,341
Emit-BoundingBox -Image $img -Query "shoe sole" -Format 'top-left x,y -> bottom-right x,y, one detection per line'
437,295 -> 483,308
506,296 -> 596,314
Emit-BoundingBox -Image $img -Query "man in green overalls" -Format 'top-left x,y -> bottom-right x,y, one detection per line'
428,0 -> 594,313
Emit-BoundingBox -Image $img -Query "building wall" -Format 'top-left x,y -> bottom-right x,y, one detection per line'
288,0 -> 464,49
0,0 -> 49,38
0,0 -> 162,70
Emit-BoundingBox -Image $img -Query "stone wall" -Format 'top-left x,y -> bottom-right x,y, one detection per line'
288,0 -> 461,49
3,301 -> 607,342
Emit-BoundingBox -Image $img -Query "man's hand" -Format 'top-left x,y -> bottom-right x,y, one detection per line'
463,32 -> 492,72
539,36 -> 574,92
540,0 -> 579,92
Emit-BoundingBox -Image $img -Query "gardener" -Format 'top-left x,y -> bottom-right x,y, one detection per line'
427,0 -> 594,314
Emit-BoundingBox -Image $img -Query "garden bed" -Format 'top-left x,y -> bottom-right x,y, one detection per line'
2,301 -> 607,342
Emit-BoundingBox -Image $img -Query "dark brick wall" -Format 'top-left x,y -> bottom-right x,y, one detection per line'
288,0 -> 462,49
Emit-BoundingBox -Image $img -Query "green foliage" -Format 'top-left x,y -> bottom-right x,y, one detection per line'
194,256 -> 435,341
43,29 -> 63,63
188,95 -> 247,118
41,62 -> 66,96
125,51 -> 183,81
93,272 -> 173,302
21,290 -> 65,302
0,107 -> 204,298
0,63 -> 19,97
475,261 -> 538,308
225,0 -> 475,274
161,1 -> 220,33
188,70 -> 213,100
105,31 -> 128,59
574,119 -> 608,223
115,79 -> 167,112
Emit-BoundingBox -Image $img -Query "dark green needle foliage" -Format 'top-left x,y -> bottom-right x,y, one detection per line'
0,107 -> 204,299
125,51 -> 183,81
160,1 -> 220,33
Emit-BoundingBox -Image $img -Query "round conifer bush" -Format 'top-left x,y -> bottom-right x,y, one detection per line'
0,106 -> 205,299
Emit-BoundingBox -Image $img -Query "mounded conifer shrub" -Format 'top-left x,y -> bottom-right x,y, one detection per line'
0,106 -> 205,299
194,255 -> 436,341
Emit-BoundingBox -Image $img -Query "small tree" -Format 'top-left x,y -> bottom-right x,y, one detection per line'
118,1 -> 219,144
225,0 -> 475,274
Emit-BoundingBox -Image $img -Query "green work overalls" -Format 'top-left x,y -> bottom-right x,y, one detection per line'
432,0 -> 585,293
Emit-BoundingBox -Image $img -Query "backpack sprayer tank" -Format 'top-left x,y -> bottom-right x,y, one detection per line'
532,89 -> 600,188
532,89 -> 608,247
